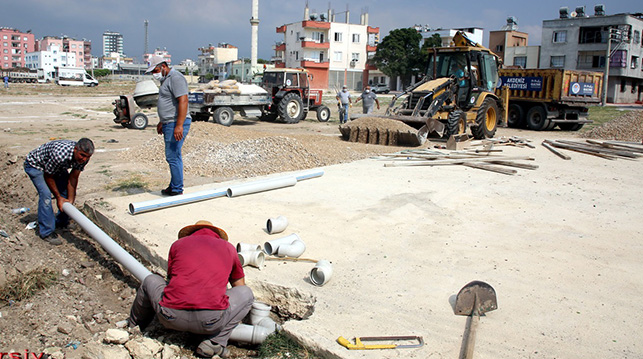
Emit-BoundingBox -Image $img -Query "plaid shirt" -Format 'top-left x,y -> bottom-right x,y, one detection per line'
25,140 -> 87,174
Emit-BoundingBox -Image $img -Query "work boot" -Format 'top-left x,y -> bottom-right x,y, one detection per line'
161,187 -> 183,196
40,232 -> 62,246
195,339 -> 230,358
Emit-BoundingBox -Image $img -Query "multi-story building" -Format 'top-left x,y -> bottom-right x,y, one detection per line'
198,43 -> 238,79
103,31 -> 124,57
489,18 -> 540,69
540,5 -> 643,103
274,5 -> 383,90
143,48 -> 172,66
0,27 -> 35,69
37,36 -> 86,68
416,26 -> 484,48
25,44 -> 77,81
83,40 -> 93,68
100,52 -> 133,70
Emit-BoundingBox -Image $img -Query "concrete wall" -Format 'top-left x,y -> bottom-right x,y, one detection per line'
504,46 -> 540,68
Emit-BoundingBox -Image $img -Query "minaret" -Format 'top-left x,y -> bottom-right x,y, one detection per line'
250,0 -> 259,67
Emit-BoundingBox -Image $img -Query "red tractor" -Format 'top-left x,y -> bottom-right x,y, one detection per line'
261,68 -> 330,123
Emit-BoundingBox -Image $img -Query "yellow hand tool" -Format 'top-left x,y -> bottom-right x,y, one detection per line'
336,335 -> 424,350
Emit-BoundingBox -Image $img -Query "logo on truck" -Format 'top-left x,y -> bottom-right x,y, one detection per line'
569,82 -> 595,96
497,76 -> 543,91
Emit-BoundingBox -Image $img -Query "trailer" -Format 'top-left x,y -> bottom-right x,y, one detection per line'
188,83 -> 271,126
1,67 -> 38,83
497,69 -> 603,131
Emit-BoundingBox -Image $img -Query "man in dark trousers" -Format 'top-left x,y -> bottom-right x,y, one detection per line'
128,220 -> 254,358
146,55 -> 191,196
24,138 -> 94,245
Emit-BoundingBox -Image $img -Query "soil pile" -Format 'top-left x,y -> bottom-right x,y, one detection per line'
582,110 -> 643,141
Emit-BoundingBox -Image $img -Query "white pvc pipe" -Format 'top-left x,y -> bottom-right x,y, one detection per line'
249,302 -> 271,325
62,203 -> 152,282
129,187 -> 227,215
276,239 -> 306,258
310,260 -> 333,286
294,169 -> 325,181
264,233 -> 301,255
227,176 -> 297,198
267,215 -> 288,235
237,242 -> 262,252
238,250 -> 265,269
229,323 -> 273,345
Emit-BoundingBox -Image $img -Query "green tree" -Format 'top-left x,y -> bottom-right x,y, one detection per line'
419,33 -> 442,76
370,28 -> 423,88
90,69 -> 111,78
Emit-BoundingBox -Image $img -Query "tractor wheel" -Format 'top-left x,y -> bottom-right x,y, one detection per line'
471,98 -> 499,139
316,105 -> 331,122
278,92 -> 304,123
507,104 -> 525,128
526,106 -> 550,131
129,113 -> 148,130
213,107 -> 234,126
445,110 -> 466,137
558,123 -> 584,131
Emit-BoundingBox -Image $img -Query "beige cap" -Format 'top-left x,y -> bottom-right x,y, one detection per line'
145,55 -> 166,73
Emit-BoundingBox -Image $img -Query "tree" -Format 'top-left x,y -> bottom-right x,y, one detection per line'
419,33 -> 442,75
90,69 -> 111,78
370,28 -> 423,88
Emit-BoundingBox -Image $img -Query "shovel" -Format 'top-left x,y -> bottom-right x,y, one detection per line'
454,281 -> 498,359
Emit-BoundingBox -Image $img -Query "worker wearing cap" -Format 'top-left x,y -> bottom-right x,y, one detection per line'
336,85 -> 352,124
354,85 -> 380,114
145,55 -> 191,196
128,220 -> 253,358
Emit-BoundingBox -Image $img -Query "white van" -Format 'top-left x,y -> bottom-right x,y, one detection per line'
55,67 -> 99,87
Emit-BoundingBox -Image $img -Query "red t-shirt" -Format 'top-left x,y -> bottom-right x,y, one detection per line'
159,228 -> 245,310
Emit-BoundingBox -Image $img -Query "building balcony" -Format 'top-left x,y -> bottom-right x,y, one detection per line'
275,43 -> 286,52
301,41 -> 330,49
365,62 -> 378,71
367,26 -> 380,34
301,60 -> 330,69
275,61 -> 286,68
302,21 -> 331,29
276,25 -> 286,33
366,45 -> 377,52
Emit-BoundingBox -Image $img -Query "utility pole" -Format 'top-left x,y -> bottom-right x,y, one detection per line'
601,28 -> 612,106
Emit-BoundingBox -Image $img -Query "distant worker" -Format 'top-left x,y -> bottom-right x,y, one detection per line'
336,85 -> 352,124
146,55 -> 191,196
24,138 -> 94,245
128,220 -> 254,359
354,85 -> 380,114
4,75 -> 8,89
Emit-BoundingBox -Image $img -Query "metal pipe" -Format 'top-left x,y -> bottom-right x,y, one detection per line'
62,203 -> 152,282
129,187 -> 228,215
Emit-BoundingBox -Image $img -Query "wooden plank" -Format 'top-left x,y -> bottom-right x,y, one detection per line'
587,140 -> 643,153
555,140 -> 640,158
383,156 -> 535,167
546,141 -> 617,160
490,160 -> 539,170
542,141 -> 571,160
462,163 -> 517,175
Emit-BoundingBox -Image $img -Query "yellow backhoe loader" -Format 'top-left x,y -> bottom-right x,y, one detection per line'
343,31 -> 508,146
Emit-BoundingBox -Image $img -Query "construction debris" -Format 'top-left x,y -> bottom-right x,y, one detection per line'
473,136 -> 535,148
542,139 -> 643,160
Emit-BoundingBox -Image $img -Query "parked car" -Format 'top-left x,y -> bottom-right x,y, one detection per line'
372,84 -> 390,94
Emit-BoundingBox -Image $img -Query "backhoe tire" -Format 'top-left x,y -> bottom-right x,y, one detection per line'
526,106 -> 549,131
213,107 -> 234,126
471,98 -> 499,139
316,105 -> 331,122
130,113 -> 148,130
507,104 -> 525,128
278,92 -> 304,124
446,110 -> 466,137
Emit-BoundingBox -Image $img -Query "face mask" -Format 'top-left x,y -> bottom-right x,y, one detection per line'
342,89 -> 347,92
365,89 -> 370,93
153,71 -> 163,81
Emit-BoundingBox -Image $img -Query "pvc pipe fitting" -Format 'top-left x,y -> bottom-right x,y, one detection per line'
250,302 -> 271,325
264,233 -> 305,257
238,250 -> 265,269
229,323 -> 272,345
310,260 -> 333,286
266,215 -> 288,235
227,176 -> 297,198
237,242 -> 262,253
255,317 -> 282,332
276,239 -> 306,258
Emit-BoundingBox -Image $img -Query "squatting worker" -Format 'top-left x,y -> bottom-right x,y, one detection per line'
336,85 -> 352,124
128,220 -> 254,359
354,85 -> 380,114
24,138 -> 94,245
145,55 -> 191,196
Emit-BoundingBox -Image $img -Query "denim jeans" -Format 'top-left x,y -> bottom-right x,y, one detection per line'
339,104 -> 350,123
24,162 -> 70,238
162,118 -> 191,193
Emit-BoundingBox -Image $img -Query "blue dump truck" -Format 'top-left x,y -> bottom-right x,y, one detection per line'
497,68 -> 603,131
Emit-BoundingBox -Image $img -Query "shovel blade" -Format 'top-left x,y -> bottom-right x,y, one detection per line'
455,280 -> 498,316
425,118 -> 445,137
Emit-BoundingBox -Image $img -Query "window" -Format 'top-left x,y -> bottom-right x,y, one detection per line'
632,56 -> 639,69
513,56 -> 527,68
23,37 -> 27,41
2,35 -> 6,39
579,26 -> 607,44
333,51 -> 342,61
351,53 -> 359,61
495,45 -> 503,52
578,51 -> 605,68
352,33 -> 360,43
295,51 -> 299,60
620,79 -> 626,92
553,31 -> 567,43
334,32 -> 342,42
634,30 -> 641,45
550,56 -> 565,68
296,32 -> 301,42
3,56 -> 7,60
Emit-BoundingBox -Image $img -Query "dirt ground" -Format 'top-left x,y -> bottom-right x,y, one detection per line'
0,82 -> 641,358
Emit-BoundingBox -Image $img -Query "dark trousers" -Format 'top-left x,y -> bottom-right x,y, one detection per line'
129,274 -> 254,346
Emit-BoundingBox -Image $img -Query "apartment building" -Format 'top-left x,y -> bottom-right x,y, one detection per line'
198,43 -> 238,79
25,44 -> 77,81
540,5 -> 643,103
0,27 -> 35,69
416,25 -> 483,48
489,18 -> 540,69
274,5 -> 383,90
37,36 -> 86,68
103,31 -> 124,57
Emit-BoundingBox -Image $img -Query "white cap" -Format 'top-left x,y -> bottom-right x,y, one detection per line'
145,55 -> 166,73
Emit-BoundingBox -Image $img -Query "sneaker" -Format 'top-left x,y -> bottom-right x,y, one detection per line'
195,340 -> 230,358
161,187 -> 183,196
40,232 -> 62,245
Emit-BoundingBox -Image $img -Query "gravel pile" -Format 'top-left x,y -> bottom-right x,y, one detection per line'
342,117 -> 417,131
582,110 -> 643,141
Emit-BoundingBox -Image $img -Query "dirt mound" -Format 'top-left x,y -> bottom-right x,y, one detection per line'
582,110 -> 643,141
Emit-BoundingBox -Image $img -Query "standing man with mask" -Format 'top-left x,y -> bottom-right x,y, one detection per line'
145,55 -> 191,196
336,85 -> 352,124
354,85 -> 380,114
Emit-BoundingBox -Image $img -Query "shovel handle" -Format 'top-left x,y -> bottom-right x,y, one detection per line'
460,314 -> 479,359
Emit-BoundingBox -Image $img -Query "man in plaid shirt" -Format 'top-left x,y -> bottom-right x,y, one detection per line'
24,138 -> 94,245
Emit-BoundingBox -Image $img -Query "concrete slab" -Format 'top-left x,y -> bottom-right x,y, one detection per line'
88,143 -> 643,358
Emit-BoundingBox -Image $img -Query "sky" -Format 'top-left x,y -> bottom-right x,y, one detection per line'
0,0 -> 638,63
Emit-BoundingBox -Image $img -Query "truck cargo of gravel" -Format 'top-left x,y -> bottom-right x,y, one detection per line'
497,68 -> 603,131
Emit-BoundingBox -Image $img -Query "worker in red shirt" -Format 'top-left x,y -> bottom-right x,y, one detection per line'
128,220 -> 254,358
